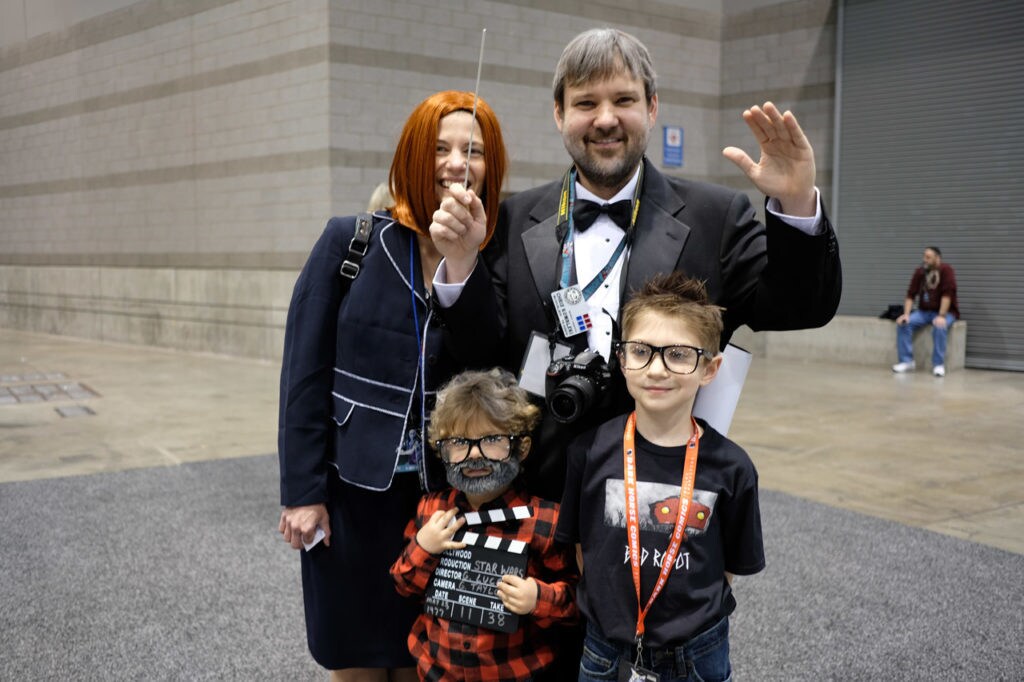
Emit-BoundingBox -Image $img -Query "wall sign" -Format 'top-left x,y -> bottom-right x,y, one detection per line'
663,125 -> 684,167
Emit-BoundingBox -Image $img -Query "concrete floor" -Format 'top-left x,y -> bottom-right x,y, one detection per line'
2,328 -> 1021,555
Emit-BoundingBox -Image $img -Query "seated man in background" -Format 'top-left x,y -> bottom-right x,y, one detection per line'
892,246 -> 959,377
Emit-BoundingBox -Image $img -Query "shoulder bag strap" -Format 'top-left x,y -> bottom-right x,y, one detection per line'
340,211 -> 374,282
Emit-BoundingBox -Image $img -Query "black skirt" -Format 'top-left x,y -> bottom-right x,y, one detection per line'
301,470 -> 422,670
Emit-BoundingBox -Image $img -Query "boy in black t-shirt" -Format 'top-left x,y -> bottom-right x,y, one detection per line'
556,272 -> 765,682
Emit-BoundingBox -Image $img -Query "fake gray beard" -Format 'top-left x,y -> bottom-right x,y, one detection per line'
446,457 -> 521,496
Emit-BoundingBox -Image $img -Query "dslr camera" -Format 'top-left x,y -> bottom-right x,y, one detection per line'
544,350 -> 612,424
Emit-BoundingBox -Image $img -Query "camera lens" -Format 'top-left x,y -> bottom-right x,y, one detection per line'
548,376 -> 595,423
548,388 -> 582,423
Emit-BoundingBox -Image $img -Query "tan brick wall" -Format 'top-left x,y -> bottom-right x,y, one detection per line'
720,0 -> 836,206
0,0 -> 836,358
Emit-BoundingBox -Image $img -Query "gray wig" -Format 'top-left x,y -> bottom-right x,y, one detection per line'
552,28 -> 658,106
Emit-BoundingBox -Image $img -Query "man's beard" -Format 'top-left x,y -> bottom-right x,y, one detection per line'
566,131 -> 648,194
446,457 -> 521,496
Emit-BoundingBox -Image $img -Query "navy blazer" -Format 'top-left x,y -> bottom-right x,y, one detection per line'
278,214 -> 472,507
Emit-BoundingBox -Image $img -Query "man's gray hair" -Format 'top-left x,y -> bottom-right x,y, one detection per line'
552,28 -> 657,107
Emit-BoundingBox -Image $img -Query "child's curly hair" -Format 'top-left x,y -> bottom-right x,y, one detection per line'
428,368 -> 540,445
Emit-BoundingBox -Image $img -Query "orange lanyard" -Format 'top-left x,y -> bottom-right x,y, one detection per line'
623,411 -> 699,643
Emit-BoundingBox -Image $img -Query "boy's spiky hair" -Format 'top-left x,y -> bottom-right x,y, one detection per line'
620,272 -> 725,353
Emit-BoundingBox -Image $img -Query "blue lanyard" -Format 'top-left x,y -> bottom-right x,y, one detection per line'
557,167 -> 643,298
409,238 -> 429,480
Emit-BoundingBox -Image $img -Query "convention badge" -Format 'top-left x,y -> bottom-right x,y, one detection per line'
617,660 -> 659,682
518,331 -> 571,397
394,427 -> 422,474
550,285 -> 593,338
423,507 -> 532,634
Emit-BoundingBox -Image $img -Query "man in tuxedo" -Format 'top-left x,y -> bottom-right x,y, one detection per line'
430,27 -> 842,501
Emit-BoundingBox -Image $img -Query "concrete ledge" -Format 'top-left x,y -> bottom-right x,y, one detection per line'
0,265 -> 295,360
732,315 -> 967,371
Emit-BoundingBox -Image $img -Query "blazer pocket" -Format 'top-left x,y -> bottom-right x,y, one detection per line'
332,395 -> 356,427
329,394 -> 404,490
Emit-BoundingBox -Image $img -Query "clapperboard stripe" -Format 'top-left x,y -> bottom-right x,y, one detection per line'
448,506 -> 532,554
462,505 -> 532,526
453,530 -> 528,555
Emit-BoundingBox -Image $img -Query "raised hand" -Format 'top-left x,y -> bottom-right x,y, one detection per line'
722,102 -> 817,217
429,183 -> 487,283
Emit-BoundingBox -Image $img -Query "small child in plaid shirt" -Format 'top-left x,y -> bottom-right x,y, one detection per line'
391,369 -> 578,681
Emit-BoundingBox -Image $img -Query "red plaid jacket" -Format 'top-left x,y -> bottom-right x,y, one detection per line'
391,484 -> 578,681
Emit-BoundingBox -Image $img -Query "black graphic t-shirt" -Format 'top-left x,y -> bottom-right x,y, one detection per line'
556,414 -> 765,648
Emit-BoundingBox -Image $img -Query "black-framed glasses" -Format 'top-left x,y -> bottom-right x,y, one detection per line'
433,434 -> 523,464
614,341 -> 709,375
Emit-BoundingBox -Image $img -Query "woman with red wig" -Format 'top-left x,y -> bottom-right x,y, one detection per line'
277,91 -> 507,681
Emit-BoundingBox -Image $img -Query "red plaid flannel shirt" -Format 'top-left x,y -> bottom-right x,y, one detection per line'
390,484 -> 578,681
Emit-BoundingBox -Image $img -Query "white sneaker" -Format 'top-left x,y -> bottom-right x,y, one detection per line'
892,362 -> 914,373
933,365 -> 946,377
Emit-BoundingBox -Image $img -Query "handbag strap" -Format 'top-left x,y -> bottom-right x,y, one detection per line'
340,212 -> 374,281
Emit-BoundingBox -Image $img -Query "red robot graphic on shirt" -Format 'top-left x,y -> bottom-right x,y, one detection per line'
649,496 -> 712,532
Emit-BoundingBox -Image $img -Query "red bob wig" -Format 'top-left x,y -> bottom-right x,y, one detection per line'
389,91 -> 507,246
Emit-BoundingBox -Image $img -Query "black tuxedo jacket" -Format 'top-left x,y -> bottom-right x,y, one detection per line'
441,159 -> 841,499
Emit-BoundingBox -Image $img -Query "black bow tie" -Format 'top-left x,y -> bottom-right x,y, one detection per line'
573,199 -> 633,232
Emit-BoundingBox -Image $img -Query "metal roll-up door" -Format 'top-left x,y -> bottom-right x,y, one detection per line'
835,0 -> 1024,370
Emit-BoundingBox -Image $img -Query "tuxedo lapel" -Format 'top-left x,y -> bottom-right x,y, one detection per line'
521,214 -> 562,303
520,185 -> 564,306
625,162 -> 691,295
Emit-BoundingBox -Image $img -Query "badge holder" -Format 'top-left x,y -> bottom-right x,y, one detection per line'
394,427 -> 422,473
550,285 -> 593,339
617,639 -> 658,682
518,331 -> 571,397
517,284 -> 589,397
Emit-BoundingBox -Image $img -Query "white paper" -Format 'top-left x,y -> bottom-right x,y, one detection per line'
518,331 -> 572,397
303,526 -> 326,551
692,343 -> 753,436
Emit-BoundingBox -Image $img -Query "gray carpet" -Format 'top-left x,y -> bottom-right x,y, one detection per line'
1,455 -> 1020,680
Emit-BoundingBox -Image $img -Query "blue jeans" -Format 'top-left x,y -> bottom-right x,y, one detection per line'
897,311 -> 956,367
578,618 -> 732,682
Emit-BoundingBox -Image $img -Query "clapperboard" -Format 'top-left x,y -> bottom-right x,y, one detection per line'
423,506 -> 531,634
